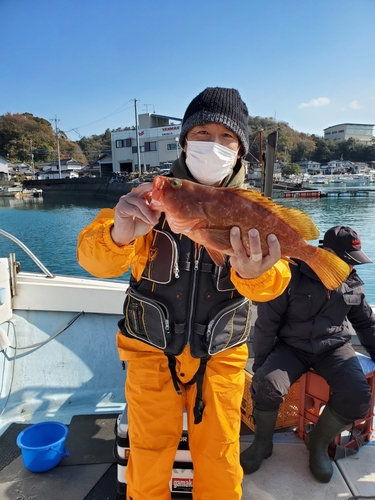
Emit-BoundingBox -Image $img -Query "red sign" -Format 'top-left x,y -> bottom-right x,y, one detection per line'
162,126 -> 180,131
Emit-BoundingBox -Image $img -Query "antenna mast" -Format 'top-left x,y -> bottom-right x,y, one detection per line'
134,99 -> 142,174
51,116 -> 62,179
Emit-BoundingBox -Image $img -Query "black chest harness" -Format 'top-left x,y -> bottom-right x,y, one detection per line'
118,218 -> 252,423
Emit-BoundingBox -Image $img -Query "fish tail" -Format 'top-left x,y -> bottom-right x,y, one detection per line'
303,246 -> 350,290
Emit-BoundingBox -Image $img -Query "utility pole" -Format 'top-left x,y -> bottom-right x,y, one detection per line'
134,99 -> 142,174
30,139 -> 35,179
51,116 -> 62,179
264,131 -> 278,198
259,129 -> 265,191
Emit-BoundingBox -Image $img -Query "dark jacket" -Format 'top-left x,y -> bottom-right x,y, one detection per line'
253,260 -> 375,371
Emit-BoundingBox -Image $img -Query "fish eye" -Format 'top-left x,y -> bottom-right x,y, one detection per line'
172,179 -> 182,189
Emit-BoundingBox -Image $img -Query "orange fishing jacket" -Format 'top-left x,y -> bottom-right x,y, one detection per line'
77,207 -> 291,303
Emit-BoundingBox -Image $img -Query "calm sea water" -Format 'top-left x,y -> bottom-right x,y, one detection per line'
1,190 -> 375,302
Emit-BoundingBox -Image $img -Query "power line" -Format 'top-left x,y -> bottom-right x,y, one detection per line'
62,100 -> 134,136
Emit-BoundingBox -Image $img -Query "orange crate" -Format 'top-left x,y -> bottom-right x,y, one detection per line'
296,369 -> 375,452
241,369 -> 300,431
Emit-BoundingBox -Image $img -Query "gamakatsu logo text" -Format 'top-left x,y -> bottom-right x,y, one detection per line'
172,478 -> 193,490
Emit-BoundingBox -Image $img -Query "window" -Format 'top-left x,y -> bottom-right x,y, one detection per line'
167,143 -> 178,151
347,127 -> 372,135
132,146 -> 145,153
338,130 -> 344,133
325,132 -> 331,135
116,138 -> 132,148
332,131 -> 337,134
145,141 -> 157,152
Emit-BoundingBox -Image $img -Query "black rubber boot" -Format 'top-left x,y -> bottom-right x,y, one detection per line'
305,405 -> 348,483
240,408 -> 279,474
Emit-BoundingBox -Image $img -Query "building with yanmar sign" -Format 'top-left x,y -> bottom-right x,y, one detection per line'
110,113 -> 182,174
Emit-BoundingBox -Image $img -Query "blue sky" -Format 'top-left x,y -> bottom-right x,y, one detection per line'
1,0 -> 374,141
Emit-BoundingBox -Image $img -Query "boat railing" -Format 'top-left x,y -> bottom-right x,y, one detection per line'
0,229 -> 54,279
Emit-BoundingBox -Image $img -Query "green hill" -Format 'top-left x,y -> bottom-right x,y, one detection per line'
1,112 -> 374,168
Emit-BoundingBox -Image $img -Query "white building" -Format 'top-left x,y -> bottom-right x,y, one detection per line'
37,168 -> 79,180
37,158 -> 84,179
9,162 -> 34,178
296,160 -> 321,175
324,123 -> 374,143
320,160 -> 361,174
111,113 -> 182,174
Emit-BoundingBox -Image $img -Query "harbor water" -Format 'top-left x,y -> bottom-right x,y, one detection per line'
1,191 -> 375,302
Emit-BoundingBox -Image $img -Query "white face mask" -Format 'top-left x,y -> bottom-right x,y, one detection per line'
185,141 -> 239,185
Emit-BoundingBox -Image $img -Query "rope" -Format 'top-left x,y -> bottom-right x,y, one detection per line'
0,311 -> 84,416
8,311 -> 84,350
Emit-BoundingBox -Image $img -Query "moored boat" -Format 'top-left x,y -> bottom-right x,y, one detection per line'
0,186 -> 23,197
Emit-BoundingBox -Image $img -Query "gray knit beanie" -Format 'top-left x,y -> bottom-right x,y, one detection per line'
179,87 -> 249,154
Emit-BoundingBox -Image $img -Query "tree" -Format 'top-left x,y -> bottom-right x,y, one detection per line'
0,112 -> 87,165
291,139 -> 316,162
77,128 -> 112,163
310,136 -> 335,163
281,163 -> 302,177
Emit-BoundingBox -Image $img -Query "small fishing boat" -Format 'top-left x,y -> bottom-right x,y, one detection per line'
0,229 -> 374,500
14,188 -> 43,198
0,186 -> 23,197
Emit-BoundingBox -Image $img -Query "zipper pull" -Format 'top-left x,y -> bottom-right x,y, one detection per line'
164,319 -> 170,332
206,320 -> 214,339
173,261 -> 179,279
194,244 -> 201,271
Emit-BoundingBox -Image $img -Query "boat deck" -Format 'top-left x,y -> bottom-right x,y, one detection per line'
1,236 -> 374,499
1,415 -> 374,500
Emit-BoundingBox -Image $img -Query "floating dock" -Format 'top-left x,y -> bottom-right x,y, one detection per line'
282,190 -> 370,198
325,190 -> 369,197
282,190 -> 321,198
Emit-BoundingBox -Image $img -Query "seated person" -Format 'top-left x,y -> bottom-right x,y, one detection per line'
241,225 -> 375,483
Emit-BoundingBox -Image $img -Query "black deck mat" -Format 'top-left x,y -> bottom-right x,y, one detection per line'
84,463 -> 125,500
0,455 -> 111,500
0,423 -> 29,472
0,420 -> 192,499
60,413 -> 119,466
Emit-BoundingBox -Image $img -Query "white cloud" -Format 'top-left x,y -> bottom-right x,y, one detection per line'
349,100 -> 361,109
298,97 -> 331,108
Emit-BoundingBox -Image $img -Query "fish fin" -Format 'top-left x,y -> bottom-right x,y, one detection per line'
206,247 -> 226,266
168,217 -> 206,234
193,228 -> 229,265
304,247 -> 350,290
229,188 -> 320,241
194,228 -> 231,251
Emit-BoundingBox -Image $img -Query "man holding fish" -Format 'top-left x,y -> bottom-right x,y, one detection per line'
77,87 -> 347,499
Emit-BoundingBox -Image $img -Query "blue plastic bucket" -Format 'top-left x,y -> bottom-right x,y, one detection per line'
16,421 -> 69,472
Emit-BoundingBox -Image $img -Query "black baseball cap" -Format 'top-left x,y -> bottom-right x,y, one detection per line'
319,226 -> 372,265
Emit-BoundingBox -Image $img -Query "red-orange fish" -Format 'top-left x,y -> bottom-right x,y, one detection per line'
149,176 -> 350,290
